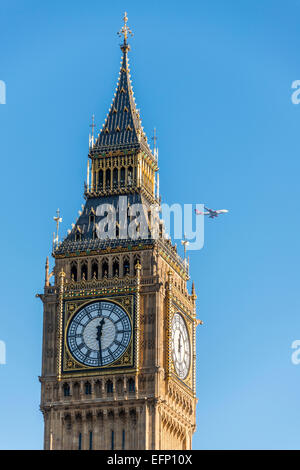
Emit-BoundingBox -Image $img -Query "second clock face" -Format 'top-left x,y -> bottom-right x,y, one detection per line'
171,312 -> 190,379
66,301 -> 132,367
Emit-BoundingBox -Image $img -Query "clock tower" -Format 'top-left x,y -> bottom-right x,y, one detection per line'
38,14 -> 198,450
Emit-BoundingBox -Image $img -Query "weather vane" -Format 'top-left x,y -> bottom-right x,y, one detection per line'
89,113 -> 95,148
117,12 -> 133,46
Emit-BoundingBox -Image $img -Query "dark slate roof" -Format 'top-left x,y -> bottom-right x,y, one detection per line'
90,47 -> 151,155
54,195 -> 188,275
55,193 -> 152,255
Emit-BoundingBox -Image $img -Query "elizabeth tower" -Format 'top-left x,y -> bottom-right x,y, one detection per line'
38,15 -> 198,450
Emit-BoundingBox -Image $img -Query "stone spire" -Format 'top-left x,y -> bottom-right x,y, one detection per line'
90,13 -> 152,156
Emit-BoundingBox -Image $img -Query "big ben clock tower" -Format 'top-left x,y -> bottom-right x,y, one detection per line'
38,14 -> 199,450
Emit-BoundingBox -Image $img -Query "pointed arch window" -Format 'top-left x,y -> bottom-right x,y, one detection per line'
89,209 -> 95,225
106,169 -> 111,190
113,168 -> 118,188
128,166 -> 133,186
128,378 -> 135,393
73,382 -> 80,400
113,259 -> 119,277
81,262 -> 88,281
106,380 -> 113,394
98,169 -> 103,190
75,231 -> 81,242
120,167 -> 125,186
123,257 -> 130,275
63,383 -> 70,397
102,260 -> 109,278
70,263 -> 77,282
85,382 -> 92,395
92,260 -> 98,279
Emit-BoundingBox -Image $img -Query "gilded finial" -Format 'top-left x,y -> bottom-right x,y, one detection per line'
53,209 -> 62,250
118,12 -> 133,51
191,281 -> 197,301
89,114 -> 95,148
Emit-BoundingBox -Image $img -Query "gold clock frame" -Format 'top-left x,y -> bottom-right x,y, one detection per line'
60,294 -> 136,378
170,310 -> 192,382
169,303 -> 194,391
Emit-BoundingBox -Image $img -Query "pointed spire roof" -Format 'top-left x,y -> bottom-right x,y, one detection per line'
90,14 -> 152,156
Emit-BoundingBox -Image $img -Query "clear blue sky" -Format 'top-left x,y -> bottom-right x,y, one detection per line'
0,0 -> 300,450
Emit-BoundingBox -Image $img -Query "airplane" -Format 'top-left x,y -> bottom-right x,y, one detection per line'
195,207 -> 229,219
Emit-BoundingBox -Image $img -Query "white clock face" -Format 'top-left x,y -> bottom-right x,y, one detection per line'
171,312 -> 190,379
66,301 -> 132,367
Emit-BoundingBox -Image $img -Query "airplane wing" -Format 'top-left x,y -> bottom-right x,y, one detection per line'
204,206 -> 211,211
195,209 -> 209,215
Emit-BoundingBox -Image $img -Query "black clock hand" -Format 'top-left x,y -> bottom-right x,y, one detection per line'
178,334 -> 182,354
96,318 -> 105,365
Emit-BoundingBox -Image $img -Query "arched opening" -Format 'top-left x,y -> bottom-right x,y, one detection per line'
128,378 -> 135,393
128,166 -> 133,186
85,381 -> 92,395
92,260 -> 98,279
106,169 -> 111,190
120,167 -> 125,186
98,170 -> 103,190
102,260 -> 108,278
75,230 -> 81,242
81,262 -> 88,280
92,171 -> 97,191
95,380 -> 102,398
123,257 -> 130,275
116,378 -> 123,396
89,212 -> 95,225
113,259 -> 119,277
106,380 -> 113,394
113,168 -> 118,188
71,263 -> 77,282
63,383 -> 70,397
73,382 -> 80,400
